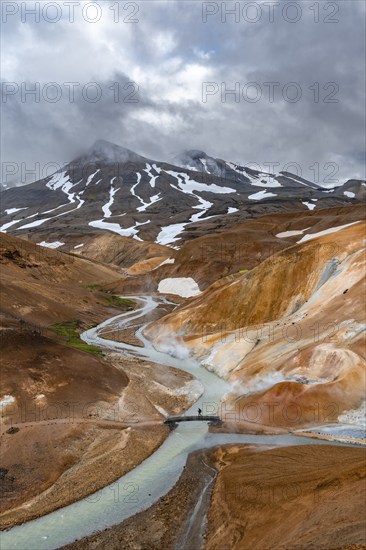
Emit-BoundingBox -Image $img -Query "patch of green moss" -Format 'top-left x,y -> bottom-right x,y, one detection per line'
239,269 -> 249,273
48,320 -> 102,356
105,295 -> 135,310
82,285 -> 135,311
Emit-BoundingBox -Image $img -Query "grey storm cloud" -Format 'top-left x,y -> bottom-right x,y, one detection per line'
1,0 -> 365,186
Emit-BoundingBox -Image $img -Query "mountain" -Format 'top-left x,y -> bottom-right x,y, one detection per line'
0,231 -> 121,326
1,141 -> 365,250
149,203 -> 366,288
0,232 -> 174,527
145,220 -> 366,429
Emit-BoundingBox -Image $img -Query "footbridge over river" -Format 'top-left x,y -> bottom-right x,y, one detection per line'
164,415 -> 222,427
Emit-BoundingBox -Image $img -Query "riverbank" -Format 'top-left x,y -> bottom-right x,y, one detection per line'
3,296 -> 364,550
61,447 -> 218,550
0,349 -> 197,530
292,429 -> 366,447
61,443 -> 366,550
1,296 -> 197,530
0,418 -> 169,530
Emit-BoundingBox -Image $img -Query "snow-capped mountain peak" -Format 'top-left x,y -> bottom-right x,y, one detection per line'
1,141 -> 365,248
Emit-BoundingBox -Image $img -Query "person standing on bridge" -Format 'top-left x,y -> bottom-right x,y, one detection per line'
198,407 -> 202,416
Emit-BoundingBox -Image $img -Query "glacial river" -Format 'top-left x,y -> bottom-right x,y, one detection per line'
1,296 -> 352,549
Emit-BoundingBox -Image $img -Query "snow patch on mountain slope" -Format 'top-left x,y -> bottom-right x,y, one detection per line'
156,223 -> 189,247
85,169 -> 101,187
190,196 -> 214,223
226,162 -> 249,178
46,172 -> 75,202
88,219 -> 150,241
89,179 -> 155,236
227,163 -> 281,188
297,221 -> 362,243
249,174 -> 282,188
167,170 -> 231,225
18,218 -> 52,229
89,220 -> 124,233
0,219 -> 22,232
344,191 -> 355,198
154,258 -> 175,270
42,203 -> 72,215
166,170 -> 235,194
302,201 -> 316,210
4,207 -> 27,215
103,180 -> 119,217
137,193 -> 162,212
227,207 -> 238,214
46,171 -> 85,211
248,189 -> 277,200
130,173 -> 143,202
130,173 -> 162,212
281,173 -> 318,189
36,196 -> 85,224
15,193 -> 86,231
117,220 -> 150,241
276,227 -> 310,238
158,277 -> 201,298
144,163 -> 161,188
200,159 -> 210,174
155,170 -> 237,246
38,241 -> 65,249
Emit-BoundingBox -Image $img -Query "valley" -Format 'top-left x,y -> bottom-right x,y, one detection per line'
2,0 -> 365,546
0,142 -> 365,549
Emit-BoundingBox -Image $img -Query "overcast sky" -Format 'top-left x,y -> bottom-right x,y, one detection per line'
1,0 -> 365,186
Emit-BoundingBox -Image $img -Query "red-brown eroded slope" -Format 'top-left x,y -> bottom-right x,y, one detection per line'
205,445 -> 366,550
0,232 -> 123,326
146,221 -> 366,428
153,204 -> 366,288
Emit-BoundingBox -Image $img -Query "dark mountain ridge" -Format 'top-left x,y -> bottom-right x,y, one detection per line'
1,141 -> 365,248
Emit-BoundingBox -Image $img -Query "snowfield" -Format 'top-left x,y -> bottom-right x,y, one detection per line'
38,241 -> 65,249
131,172 -> 163,212
154,258 -> 175,269
297,221 -> 362,243
102,182 -> 119,217
85,169 -> 100,187
166,170 -> 235,195
158,277 -> 201,298
156,223 -> 189,246
226,163 -> 282,188
89,219 -> 149,241
248,189 -> 277,200
144,163 -> 161,188
302,201 -> 316,210
18,218 -> 51,229
0,219 -> 22,232
4,207 -> 27,215
276,227 -> 310,238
